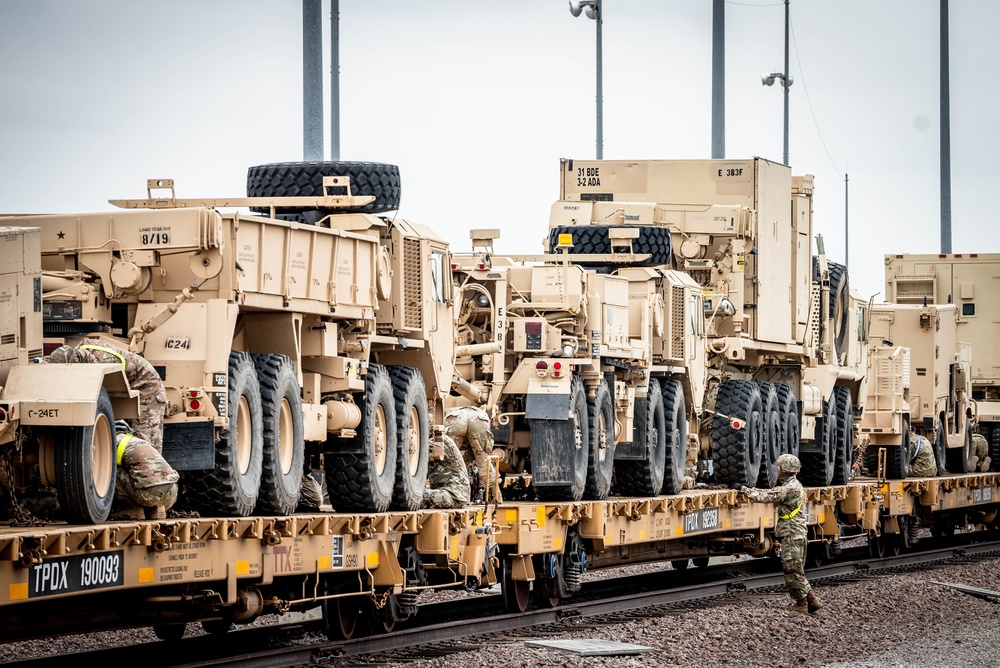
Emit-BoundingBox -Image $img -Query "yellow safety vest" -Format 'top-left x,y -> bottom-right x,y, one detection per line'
116,433 -> 134,466
779,481 -> 804,520
80,344 -> 127,371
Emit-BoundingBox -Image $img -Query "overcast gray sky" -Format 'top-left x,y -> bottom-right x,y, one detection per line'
2,1 -> 998,298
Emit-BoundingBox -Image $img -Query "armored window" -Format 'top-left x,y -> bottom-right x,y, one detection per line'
431,251 -> 445,304
962,303 -> 975,317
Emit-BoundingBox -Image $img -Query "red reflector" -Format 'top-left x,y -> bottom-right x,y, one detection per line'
189,390 -> 199,398
536,361 -> 548,370
970,253 -> 978,257
955,254 -> 962,258
478,263 -> 486,270
189,399 -> 201,411
939,254 -> 947,258
731,419 -> 743,430
451,263 -> 458,270
553,362 -> 562,370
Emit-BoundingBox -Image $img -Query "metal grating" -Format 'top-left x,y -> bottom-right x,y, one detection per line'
670,286 -> 685,359
809,284 -> 821,342
0,334 -> 14,345
403,238 -> 423,329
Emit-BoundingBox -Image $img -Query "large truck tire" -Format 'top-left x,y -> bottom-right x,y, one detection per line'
990,424 -> 1000,472
388,366 -> 429,511
530,376 -> 589,502
711,380 -> 764,486
775,383 -> 800,458
946,419 -> 975,473
831,386 -> 854,485
584,377 -> 616,500
547,225 -> 672,266
885,417 -> 911,480
253,354 -> 304,516
756,382 -> 780,488
660,378 -> 688,495
325,363 -> 397,512
247,161 -> 401,214
615,379 -> 666,497
812,258 -> 850,358
800,398 -> 837,486
54,387 -> 117,524
183,351 -> 264,517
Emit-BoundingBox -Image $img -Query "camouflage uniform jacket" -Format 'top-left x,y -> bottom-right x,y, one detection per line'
745,475 -> 807,539
910,434 -> 937,477
444,405 -> 498,500
77,339 -> 167,450
115,433 -> 179,508
423,434 -> 471,509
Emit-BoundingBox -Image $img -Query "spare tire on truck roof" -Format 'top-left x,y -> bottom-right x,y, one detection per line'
547,224 -> 672,266
247,161 -> 401,215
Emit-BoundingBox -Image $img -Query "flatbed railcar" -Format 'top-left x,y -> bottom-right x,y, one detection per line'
0,472 -> 996,643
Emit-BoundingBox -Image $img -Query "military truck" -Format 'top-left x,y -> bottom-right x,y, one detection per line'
884,253 -> 1000,471
543,158 -> 867,488
860,302 -> 974,477
2,161 -> 456,517
450,230 -> 706,501
0,226 -> 140,524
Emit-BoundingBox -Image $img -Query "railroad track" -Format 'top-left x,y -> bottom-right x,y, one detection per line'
8,537 -> 1000,668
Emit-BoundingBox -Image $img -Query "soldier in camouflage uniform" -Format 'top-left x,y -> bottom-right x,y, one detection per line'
736,454 -> 821,614
298,472 -> 324,512
114,422 -> 179,509
909,433 -> 938,478
445,405 -> 501,503
422,434 -> 472,509
48,339 -> 167,451
971,433 -> 992,472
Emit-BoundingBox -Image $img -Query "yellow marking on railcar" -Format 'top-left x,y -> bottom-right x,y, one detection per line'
366,552 -> 379,569
553,536 -> 562,550
536,506 -> 546,528
476,509 -> 483,526
318,555 -> 331,570
676,525 -> 684,536
640,529 -> 647,540
723,519 -> 731,529
505,508 -> 517,523
8,583 -> 27,601
450,536 -> 459,560
236,561 -> 250,575
138,567 -> 154,583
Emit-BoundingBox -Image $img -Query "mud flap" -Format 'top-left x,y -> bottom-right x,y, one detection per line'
163,420 -> 215,470
525,393 -> 570,420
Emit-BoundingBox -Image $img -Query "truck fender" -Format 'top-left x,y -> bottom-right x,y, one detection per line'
1,363 -> 139,426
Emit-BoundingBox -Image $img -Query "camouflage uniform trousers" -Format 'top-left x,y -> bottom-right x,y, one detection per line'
422,435 -> 471,509
50,339 -> 167,451
972,433 -> 992,472
116,433 -> 179,509
910,434 -> 938,477
298,472 -> 324,511
445,405 -> 500,502
778,531 -> 812,602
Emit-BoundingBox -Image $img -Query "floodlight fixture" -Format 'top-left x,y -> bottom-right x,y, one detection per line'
569,1 -> 598,20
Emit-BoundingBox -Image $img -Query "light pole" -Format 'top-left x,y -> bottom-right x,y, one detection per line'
569,0 -> 603,159
761,0 -> 792,165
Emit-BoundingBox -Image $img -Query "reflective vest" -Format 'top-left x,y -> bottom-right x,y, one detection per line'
80,344 -> 127,371
779,481 -> 804,520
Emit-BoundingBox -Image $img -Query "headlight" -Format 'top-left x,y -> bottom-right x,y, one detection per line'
476,294 -> 490,307
42,300 -> 83,320
561,342 -> 577,357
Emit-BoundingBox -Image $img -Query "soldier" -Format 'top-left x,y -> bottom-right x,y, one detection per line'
734,454 -> 821,614
445,405 -> 501,503
909,433 -> 938,477
298,472 -> 324,512
422,434 -> 472,509
48,338 -> 167,451
114,421 -> 179,510
971,433 -> 992,472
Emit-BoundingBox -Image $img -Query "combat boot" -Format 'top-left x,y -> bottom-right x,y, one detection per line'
981,456 -> 992,472
789,599 -> 809,614
806,592 -> 823,613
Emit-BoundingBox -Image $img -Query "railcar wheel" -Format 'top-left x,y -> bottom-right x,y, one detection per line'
946,419 -> 975,473
322,596 -> 361,640
692,557 -> 710,568
868,531 -> 886,559
533,554 -> 561,608
326,363 -> 397,512
615,380 -> 666,496
831,387 -> 854,485
530,376 -> 589,501
388,366 -> 429,511
671,559 -> 690,570
584,378 -> 615,500
53,387 -> 117,524
756,382 -> 780,488
253,354 -> 304,515
201,619 -> 233,635
152,623 -> 187,642
500,555 -> 531,613
711,380 -> 764,486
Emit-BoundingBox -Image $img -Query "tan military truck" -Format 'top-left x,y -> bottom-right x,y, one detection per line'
860,302 -> 975,477
0,226 -> 140,524
3,161 -> 456,517
545,158 -> 867,488
885,253 -> 1000,471
450,230 -> 706,501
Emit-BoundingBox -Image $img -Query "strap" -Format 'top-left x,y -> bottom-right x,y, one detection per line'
80,345 -> 127,371
779,481 -> 804,520
116,434 -> 134,465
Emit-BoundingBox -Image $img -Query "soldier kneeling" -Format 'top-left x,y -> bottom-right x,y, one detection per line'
422,435 -> 472,509
115,421 -> 179,518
